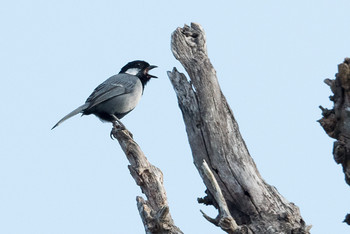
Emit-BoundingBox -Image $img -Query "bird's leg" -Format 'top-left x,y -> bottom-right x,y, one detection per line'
110,115 -> 126,139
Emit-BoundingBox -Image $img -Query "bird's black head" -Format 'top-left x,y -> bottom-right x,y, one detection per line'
119,60 -> 157,87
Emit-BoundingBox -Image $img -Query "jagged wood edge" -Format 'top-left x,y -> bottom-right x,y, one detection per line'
319,57 -> 350,225
168,22 -> 310,233
200,160 -> 240,233
112,129 -> 183,234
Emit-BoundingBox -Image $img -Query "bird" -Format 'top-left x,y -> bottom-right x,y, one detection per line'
52,60 -> 157,135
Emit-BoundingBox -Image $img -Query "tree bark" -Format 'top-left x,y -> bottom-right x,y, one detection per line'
167,23 -> 310,233
319,57 -> 350,225
112,129 -> 183,234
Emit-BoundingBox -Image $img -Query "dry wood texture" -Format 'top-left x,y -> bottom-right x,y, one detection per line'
319,58 -> 350,225
168,23 -> 310,233
112,129 -> 183,234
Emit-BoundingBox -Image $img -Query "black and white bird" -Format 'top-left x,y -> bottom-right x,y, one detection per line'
52,60 -> 157,133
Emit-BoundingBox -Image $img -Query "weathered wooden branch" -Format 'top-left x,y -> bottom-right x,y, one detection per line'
319,57 -> 350,225
199,160 -> 240,233
167,23 -> 310,233
112,129 -> 183,234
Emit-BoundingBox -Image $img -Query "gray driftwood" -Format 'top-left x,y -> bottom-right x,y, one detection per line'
167,23 -> 310,233
319,58 -> 350,225
112,129 -> 183,234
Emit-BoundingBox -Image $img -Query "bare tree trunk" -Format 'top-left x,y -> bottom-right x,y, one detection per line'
319,58 -> 350,225
112,129 -> 183,234
167,23 -> 310,233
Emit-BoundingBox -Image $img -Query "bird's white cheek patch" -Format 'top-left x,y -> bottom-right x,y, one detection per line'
125,68 -> 141,75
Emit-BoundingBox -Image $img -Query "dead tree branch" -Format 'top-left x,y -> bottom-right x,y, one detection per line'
167,23 -> 310,233
319,57 -> 350,225
200,160 -> 239,233
112,129 -> 183,234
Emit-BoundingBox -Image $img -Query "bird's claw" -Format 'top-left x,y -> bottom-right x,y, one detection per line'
110,120 -> 126,140
110,128 -> 116,140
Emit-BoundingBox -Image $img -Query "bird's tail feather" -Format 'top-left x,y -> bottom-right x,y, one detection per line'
51,103 -> 89,130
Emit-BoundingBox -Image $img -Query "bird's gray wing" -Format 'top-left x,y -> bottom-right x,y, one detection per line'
85,73 -> 138,109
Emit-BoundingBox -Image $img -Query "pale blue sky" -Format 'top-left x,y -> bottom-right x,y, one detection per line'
1,0 -> 350,233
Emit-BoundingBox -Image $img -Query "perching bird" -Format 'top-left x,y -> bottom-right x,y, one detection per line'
52,60 -> 157,134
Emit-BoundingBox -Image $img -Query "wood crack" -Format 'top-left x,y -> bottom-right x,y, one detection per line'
168,22 -> 309,233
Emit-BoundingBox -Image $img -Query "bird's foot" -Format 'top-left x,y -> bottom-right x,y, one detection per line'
110,120 -> 126,140
115,119 -> 126,130
110,128 -> 116,140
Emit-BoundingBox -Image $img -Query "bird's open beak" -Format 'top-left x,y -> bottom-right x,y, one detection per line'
146,65 -> 158,78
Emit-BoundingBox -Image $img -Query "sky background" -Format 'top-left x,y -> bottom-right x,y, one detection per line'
1,0 -> 350,233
